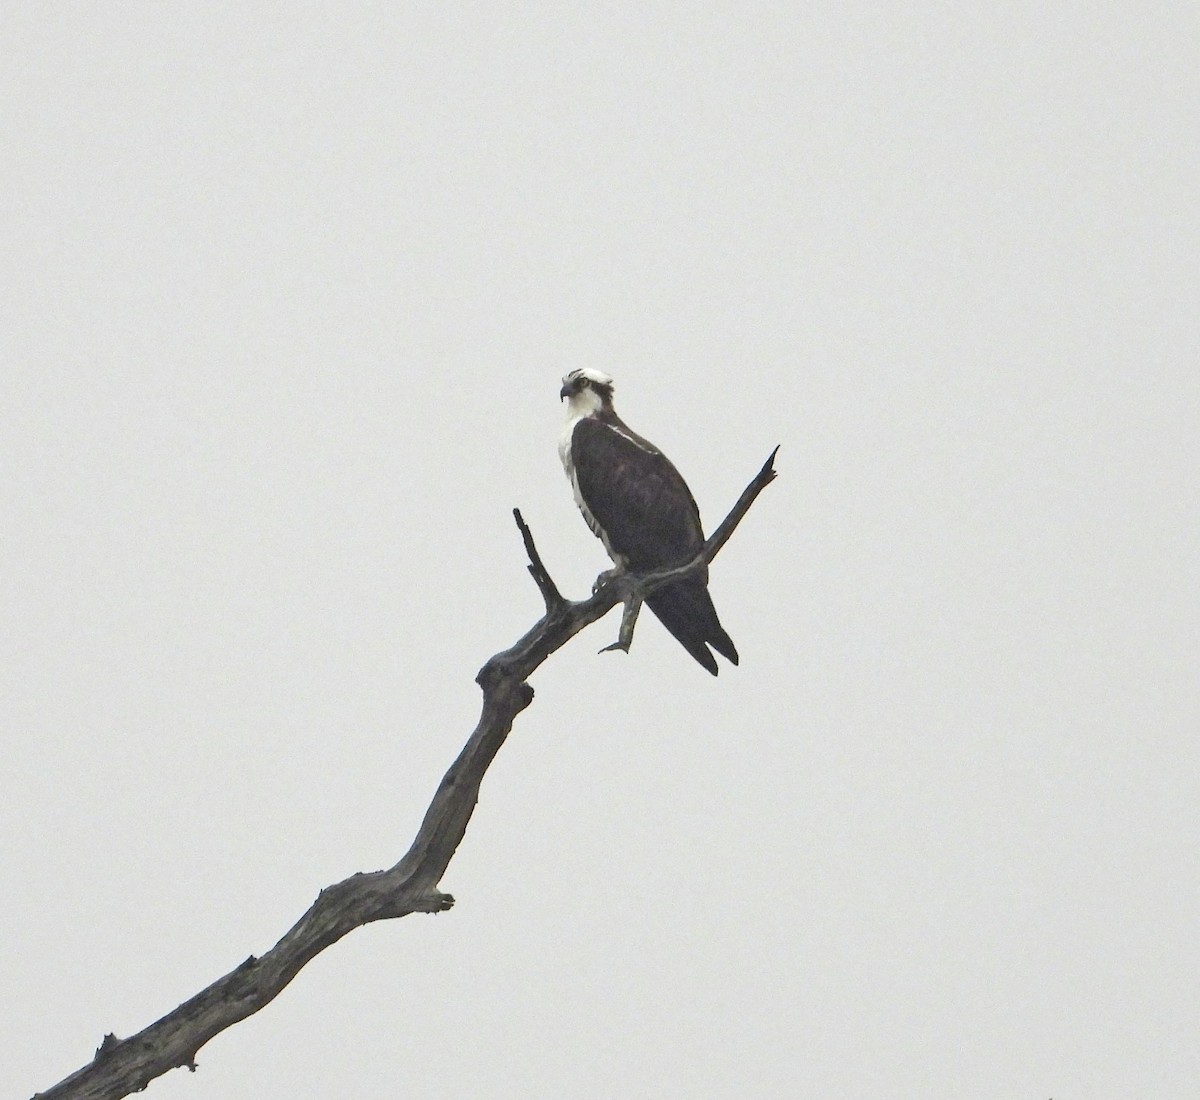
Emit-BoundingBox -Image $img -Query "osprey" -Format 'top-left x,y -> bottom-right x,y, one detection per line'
559,368 -> 738,675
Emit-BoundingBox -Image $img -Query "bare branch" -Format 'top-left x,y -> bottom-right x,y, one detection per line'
34,448 -> 778,1100
701,444 -> 779,564
513,507 -> 564,612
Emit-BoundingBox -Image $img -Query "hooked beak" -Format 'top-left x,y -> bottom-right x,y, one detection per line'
559,384 -> 571,401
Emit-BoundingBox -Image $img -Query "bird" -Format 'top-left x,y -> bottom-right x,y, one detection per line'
558,368 -> 738,675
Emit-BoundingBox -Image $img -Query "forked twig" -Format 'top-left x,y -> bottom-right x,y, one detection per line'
513,507 -> 564,612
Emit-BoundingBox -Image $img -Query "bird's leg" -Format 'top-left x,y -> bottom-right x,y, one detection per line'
599,589 -> 643,655
593,556 -> 642,654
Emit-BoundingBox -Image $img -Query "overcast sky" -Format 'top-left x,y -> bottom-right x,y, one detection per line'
4,5 -> 1198,1098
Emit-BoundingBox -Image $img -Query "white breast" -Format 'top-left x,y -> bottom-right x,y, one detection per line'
558,412 -> 581,480
559,413 -> 623,566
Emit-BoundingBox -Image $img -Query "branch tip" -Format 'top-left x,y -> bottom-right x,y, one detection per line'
512,507 -> 565,611
416,891 -> 455,913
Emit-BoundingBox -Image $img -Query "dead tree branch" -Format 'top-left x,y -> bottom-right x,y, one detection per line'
33,447 -> 778,1100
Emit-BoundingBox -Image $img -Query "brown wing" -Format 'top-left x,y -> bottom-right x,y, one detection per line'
571,416 -> 703,571
572,415 -> 739,675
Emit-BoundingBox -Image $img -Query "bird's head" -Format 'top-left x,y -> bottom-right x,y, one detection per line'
560,368 -> 615,415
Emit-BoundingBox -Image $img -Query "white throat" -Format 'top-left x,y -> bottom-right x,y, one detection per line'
559,387 -> 604,471
564,387 -> 604,420
558,391 -> 594,468
558,393 -> 623,566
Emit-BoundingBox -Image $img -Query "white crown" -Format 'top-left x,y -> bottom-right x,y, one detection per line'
562,368 -> 614,387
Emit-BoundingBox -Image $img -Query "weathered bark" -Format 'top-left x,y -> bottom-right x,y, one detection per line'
34,447 -> 778,1100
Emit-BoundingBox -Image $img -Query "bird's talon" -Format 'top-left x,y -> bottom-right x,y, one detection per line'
592,566 -> 625,594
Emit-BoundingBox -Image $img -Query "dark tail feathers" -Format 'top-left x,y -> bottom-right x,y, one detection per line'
645,577 -> 738,676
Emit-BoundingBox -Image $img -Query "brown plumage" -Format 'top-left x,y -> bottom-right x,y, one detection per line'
559,369 -> 737,675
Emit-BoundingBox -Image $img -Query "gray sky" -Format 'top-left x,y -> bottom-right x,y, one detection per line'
4,5 -> 1197,1098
